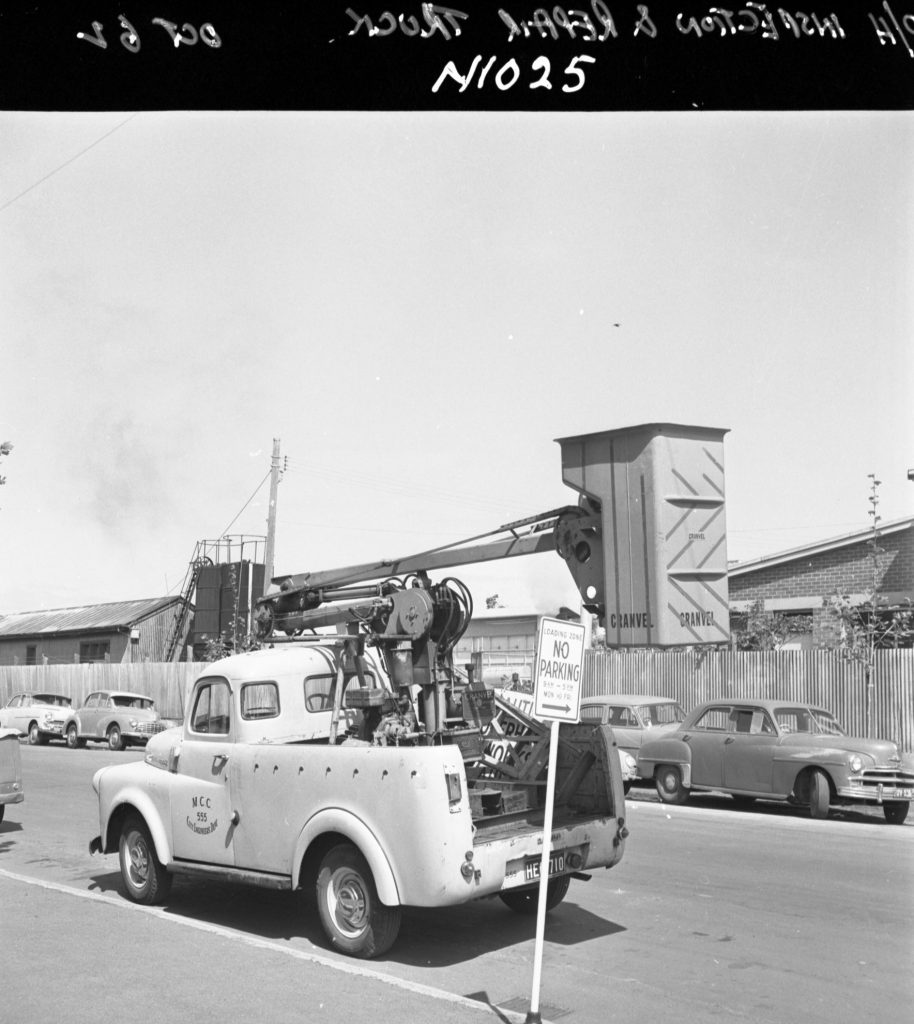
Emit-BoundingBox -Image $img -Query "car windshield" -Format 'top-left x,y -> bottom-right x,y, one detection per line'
637,702 -> 684,726
774,706 -> 847,736
35,695 -> 71,707
112,696 -> 154,710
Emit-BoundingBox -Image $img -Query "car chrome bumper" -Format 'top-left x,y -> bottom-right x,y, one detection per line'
837,782 -> 914,803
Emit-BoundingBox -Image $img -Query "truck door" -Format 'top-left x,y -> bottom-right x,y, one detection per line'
170,676 -> 236,867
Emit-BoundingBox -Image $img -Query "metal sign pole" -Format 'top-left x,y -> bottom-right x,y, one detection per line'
525,615 -> 585,1024
526,717 -> 560,1024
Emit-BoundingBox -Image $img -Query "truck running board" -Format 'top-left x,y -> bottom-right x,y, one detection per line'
170,860 -> 292,890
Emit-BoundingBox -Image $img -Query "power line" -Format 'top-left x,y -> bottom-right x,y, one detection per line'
216,469 -> 272,538
0,113 -> 137,213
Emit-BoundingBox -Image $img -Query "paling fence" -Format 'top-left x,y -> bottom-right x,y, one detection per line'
583,649 -> 914,752
0,661 -> 200,722
2,649 -> 913,751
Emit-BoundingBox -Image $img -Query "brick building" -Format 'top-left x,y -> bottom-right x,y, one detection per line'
727,515 -> 914,648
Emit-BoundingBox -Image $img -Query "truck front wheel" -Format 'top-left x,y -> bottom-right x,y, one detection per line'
118,814 -> 172,905
499,874 -> 571,914
316,843 -> 401,959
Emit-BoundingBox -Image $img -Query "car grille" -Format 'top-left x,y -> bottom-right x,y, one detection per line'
857,767 -> 914,790
134,721 -> 169,736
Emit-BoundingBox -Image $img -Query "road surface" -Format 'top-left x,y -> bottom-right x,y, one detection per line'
2,743 -> 911,1023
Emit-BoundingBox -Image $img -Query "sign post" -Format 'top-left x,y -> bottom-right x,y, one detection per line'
525,616 -> 585,1024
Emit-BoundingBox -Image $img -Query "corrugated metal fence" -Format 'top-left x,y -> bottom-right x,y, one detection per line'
584,649 -> 914,752
2,649 -> 912,751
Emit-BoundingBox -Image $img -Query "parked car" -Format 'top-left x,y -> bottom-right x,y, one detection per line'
0,691 -> 73,744
637,699 -> 914,824
63,690 -> 168,751
580,694 -> 685,767
0,727 -> 24,823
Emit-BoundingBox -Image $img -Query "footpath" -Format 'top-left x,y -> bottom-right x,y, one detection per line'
0,871 -> 531,1024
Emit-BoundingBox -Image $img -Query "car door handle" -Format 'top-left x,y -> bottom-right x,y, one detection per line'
212,754 -> 228,770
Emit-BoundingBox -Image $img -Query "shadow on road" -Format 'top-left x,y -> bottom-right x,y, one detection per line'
85,867 -> 625,966
627,785 -> 910,826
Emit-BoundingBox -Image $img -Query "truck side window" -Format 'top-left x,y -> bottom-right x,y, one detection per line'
304,672 -> 376,713
190,679 -> 231,735
241,682 -> 280,720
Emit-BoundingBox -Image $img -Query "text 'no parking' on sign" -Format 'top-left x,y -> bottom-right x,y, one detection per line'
533,616 -> 585,724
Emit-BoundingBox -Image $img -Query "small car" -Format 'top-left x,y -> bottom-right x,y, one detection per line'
63,690 -> 168,751
0,691 -> 73,744
637,699 -> 914,824
580,695 -> 686,787
0,727 -> 24,823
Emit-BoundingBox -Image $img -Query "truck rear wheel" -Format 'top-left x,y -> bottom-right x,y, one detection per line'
499,874 -> 571,914
118,814 -> 172,905
316,843 -> 401,959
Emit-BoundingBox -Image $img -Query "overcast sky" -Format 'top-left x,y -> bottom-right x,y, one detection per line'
1,110 -> 912,614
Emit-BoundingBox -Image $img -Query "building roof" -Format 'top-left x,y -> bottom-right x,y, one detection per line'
0,597 -> 183,639
727,515 -> 913,578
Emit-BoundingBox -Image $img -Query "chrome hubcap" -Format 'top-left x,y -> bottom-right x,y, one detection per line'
328,868 -> 368,937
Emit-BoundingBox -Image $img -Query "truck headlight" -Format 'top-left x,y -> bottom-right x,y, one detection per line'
129,719 -> 139,729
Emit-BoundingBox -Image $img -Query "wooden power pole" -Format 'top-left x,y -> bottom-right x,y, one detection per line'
263,438 -> 282,590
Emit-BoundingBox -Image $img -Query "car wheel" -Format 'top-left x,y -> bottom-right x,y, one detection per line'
655,764 -> 689,805
107,724 -> 125,751
807,768 -> 830,819
316,843 -> 401,959
27,721 -> 40,745
883,801 -> 909,825
66,724 -> 85,749
118,814 -> 172,905
499,874 -> 571,915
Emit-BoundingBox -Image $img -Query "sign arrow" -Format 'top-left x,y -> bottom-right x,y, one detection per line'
543,702 -> 570,713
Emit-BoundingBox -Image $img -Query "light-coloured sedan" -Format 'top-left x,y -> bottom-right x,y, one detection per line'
0,692 -> 73,744
63,690 -> 168,751
580,695 -> 686,787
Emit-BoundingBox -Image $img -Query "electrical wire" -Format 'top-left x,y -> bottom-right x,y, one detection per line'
215,469 -> 271,538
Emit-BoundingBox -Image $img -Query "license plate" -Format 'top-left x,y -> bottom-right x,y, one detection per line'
888,788 -> 914,799
524,851 -> 565,882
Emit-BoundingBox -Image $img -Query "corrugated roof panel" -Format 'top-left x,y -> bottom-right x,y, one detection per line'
0,597 -> 182,637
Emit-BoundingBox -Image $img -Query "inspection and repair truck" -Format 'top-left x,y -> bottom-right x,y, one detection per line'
90,423 -> 730,957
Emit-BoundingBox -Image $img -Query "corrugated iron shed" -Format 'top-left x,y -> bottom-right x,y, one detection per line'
0,597 -> 183,638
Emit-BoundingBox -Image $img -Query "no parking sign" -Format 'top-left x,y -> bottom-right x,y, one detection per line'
533,616 -> 584,724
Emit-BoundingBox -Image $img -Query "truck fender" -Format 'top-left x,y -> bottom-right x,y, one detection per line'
294,808 -> 400,906
103,787 -> 173,868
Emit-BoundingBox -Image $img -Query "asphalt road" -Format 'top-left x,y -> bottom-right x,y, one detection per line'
2,742 -> 912,1024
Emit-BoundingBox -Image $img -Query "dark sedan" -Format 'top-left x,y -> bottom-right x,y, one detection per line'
637,699 -> 914,824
